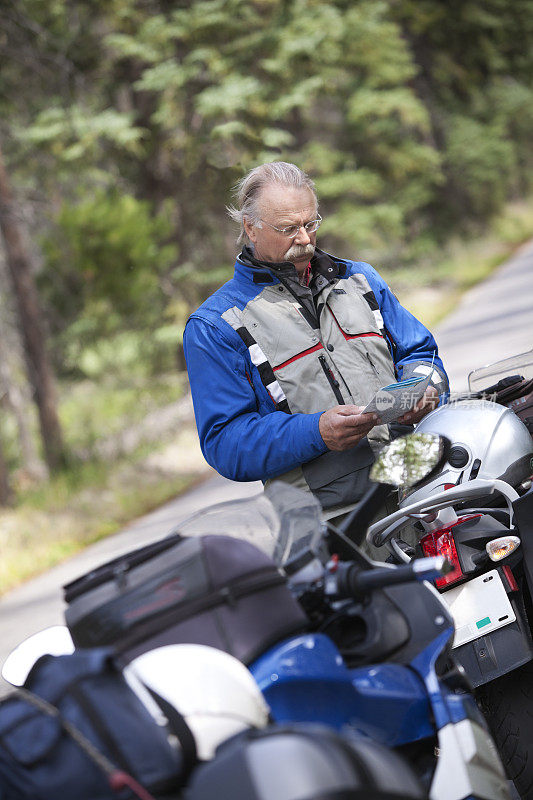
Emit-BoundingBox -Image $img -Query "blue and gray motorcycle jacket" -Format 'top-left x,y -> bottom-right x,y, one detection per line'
184,247 -> 448,509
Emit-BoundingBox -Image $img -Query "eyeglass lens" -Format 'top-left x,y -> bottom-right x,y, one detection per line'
286,219 -> 320,236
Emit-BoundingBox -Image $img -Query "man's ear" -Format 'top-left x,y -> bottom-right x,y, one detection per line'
243,216 -> 257,243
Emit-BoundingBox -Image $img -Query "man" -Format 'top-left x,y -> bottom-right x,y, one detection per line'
183,162 -> 448,510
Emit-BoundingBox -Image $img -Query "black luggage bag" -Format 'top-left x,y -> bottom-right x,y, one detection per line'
64,533 -> 307,664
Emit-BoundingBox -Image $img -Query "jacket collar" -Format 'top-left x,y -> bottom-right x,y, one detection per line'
234,245 -> 348,286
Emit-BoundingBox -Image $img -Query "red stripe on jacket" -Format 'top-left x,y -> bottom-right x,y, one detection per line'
273,342 -> 324,371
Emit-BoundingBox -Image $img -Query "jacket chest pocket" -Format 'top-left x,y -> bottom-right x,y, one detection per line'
324,283 -> 381,339
242,293 -> 319,369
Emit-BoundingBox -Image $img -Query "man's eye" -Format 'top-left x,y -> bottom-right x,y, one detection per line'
283,226 -> 298,236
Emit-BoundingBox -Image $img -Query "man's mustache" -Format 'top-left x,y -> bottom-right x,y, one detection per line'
284,243 -> 315,260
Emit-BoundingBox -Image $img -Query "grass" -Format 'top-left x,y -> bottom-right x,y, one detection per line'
0,425 -> 209,593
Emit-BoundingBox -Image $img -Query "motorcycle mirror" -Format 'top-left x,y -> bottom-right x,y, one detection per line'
333,433 -> 451,552
370,432 -> 450,489
2,625 -> 74,687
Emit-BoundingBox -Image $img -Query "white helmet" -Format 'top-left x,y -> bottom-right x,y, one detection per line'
2,626 -> 74,687
124,644 -> 270,760
400,399 -> 533,506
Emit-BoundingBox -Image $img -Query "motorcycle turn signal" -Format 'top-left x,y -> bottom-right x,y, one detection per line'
486,535 -> 521,562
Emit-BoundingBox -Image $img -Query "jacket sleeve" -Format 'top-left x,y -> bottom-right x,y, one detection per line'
358,262 -> 449,396
183,315 -> 328,481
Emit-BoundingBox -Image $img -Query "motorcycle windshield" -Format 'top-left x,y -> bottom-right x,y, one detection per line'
468,347 -> 533,392
174,482 -> 324,570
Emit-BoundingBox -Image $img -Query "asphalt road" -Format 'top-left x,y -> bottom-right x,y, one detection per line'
435,237 -> 533,393
0,239 -> 531,691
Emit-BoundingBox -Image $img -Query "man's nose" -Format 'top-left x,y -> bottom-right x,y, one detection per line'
294,225 -> 311,245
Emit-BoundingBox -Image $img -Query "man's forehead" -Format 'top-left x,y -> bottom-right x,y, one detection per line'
257,184 -> 317,219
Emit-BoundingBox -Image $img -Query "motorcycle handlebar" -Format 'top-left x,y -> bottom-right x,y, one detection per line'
329,556 -> 451,598
367,478 -> 519,547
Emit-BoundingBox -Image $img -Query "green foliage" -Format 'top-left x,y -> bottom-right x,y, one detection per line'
58,372 -> 184,451
61,327 -> 181,381
18,107 -> 146,162
41,191 -> 175,313
445,115 -> 516,218
84,0 -> 449,267
6,0 -> 532,273
39,190 -> 179,376
2,0 -> 533,385
390,0 -> 533,235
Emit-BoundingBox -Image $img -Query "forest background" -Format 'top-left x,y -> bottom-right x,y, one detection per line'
1,0 -> 533,590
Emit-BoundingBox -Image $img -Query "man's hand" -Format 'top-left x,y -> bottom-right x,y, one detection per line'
397,386 -> 439,425
319,405 -> 378,451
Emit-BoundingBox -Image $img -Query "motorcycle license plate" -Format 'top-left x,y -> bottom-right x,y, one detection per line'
441,570 -> 516,648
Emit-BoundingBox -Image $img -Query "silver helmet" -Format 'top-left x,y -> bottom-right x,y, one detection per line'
399,400 -> 533,506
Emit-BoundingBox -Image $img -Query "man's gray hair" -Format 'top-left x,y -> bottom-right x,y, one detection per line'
227,161 -> 317,244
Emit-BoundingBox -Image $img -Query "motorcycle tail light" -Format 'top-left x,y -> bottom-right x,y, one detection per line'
486,536 -> 521,562
419,530 -> 463,588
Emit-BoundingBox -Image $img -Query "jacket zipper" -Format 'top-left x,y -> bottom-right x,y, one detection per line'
366,352 -> 380,377
318,355 -> 345,404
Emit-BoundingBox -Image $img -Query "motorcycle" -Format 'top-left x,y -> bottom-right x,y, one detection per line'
365,349 -> 533,799
157,431 -> 510,800
2,633 -> 433,800
1,432 -> 511,799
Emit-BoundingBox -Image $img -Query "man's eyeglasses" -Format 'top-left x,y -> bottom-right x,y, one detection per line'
259,214 -> 322,239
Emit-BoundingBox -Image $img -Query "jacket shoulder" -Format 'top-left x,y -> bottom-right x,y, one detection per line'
185,276 -> 260,349
341,258 -> 384,284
